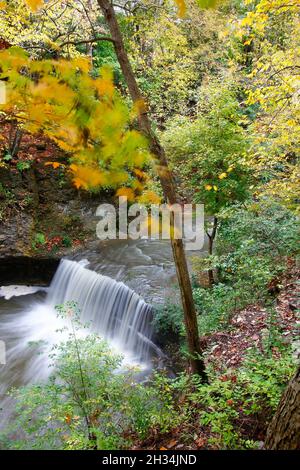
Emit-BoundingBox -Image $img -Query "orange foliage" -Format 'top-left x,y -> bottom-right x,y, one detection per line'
116,187 -> 136,202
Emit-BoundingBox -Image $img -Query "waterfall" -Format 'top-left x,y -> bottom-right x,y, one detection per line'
47,259 -> 154,361
0,259 -> 155,428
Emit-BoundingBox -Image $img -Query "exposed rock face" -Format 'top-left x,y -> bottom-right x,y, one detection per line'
0,156 -> 111,284
0,211 -> 34,257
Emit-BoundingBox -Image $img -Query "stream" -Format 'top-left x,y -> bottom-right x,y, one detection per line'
0,238 -> 206,429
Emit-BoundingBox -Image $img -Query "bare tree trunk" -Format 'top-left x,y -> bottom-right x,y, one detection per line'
8,121 -> 23,158
86,0 -> 94,64
96,0 -> 207,380
265,365 -> 300,449
206,216 -> 218,287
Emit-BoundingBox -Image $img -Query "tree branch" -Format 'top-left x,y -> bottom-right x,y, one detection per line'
268,65 -> 300,82
59,36 -> 115,48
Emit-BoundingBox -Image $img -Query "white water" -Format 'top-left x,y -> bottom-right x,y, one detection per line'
0,285 -> 45,300
47,259 -> 154,361
0,259 -> 156,427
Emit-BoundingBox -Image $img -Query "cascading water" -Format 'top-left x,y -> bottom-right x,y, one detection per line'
47,259 -> 154,361
0,259 -> 156,428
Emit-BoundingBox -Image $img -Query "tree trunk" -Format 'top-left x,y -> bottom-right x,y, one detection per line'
86,0 -> 94,64
265,365 -> 300,449
206,216 -> 218,287
96,0 -> 207,380
8,122 -> 23,158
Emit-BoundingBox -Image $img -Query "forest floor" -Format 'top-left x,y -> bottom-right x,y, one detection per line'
134,259 -> 299,450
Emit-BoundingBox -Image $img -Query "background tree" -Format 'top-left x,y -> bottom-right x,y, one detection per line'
162,82 -> 251,284
96,0 -> 207,379
234,0 -> 300,212
0,0 -> 108,59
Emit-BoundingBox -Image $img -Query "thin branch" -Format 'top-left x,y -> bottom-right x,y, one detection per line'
26,35 -> 115,52
268,65 -> 300,82
59,36 -> 115,48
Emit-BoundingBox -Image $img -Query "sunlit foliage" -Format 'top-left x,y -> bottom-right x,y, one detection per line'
234,0 -> 300,210
162,82 -> 251,214
0,0 -> 103,58
0,48 -> 152,193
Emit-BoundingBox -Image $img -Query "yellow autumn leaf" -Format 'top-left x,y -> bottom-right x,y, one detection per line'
45,161 -> 64,169
132,179 -> 144,192
213,185 -> 218,191
195,0 -> 219,10
70,165 -> 106,189
53,162 -> 62,169
218,172 -> 227,179
174,0 -> 186,17
116,187 -> 136,202
95,66 -> 114,98
138,190 -> 162,204
64,414 -> 72,425
109,171 -> 129,186
24,0 -> 44,11
205,184 -> 212,191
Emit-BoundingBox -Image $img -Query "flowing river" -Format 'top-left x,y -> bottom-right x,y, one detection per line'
0,238 -> 206,429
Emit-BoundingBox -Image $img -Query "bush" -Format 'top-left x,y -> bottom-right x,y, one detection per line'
2,303 -> 175,450
217,200 -> 299,260
156,347 -> 297,449
31,232 -> 46,249
193,283 -> 237,335
152,302 -> 184,338
194,200 -> 299,335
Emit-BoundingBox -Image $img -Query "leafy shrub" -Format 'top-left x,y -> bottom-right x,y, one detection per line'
217,200 -> 299,260
156,347 -> 297,449
193,283 -> 237,335
152,302 -> 185,338
62,235 -> 72,247
2,303 -> 175,450
31,232 -> 46,249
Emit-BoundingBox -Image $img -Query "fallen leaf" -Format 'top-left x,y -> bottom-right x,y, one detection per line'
195,437 -> 206,448
166,439 -> 178,449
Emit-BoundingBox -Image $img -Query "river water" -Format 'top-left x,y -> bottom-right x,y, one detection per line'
0,238 -> 206,430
